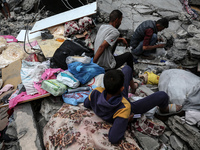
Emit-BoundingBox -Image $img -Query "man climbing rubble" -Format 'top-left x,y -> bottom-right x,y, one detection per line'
130,18 -> 169,60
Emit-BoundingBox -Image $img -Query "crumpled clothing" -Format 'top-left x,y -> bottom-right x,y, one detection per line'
78,17 -> 93,33
9,92 -> 46,109
0,84 -> 14,96
133,115 -> 165,136
21,60 -> 49,95
34,68 -> 64,95
64,21 -> 80,37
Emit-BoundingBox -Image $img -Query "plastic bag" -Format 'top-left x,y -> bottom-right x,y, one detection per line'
68,59 -> 105,84
62,90 -> 90,106
158,69 -> 200,107
57,70 -> 80,88
66,56 -> 91,64
85,74 -> 105,88
41,79 -> 67,96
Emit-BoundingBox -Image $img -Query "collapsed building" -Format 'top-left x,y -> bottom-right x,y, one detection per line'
0,0 -> 200,150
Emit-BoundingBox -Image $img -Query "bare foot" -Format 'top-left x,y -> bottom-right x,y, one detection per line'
131,82 -> 139,94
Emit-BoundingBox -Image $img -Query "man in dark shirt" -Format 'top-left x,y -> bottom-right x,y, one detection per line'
130,18 -> 169,59
84,65 -> 182,144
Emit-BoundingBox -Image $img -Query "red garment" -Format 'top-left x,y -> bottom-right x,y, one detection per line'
143,28 -> 154,46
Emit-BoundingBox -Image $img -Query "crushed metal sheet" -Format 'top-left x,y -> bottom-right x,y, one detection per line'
30,2 -> 97,34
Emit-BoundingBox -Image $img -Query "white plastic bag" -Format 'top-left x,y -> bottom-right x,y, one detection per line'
158,69 -> 200,109
66,56 -> 91,65
57,70 -> 80,88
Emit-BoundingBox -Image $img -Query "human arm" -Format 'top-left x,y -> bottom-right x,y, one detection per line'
84,97 -> 91,109
117,37 -> 128,48
93,40 -> 110,63
143,28 -> 165,50
111,37 -> 128,54
143,44 -> 165,50
108,117 -> 129,144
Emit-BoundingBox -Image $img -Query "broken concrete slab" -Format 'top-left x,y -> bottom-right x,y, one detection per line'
14,103 -> 43,150
170,135 -> 187,150
167,116 -> 200,150
40,96 -> 63,122
174,39 -> 188,50
134,131 -> 160,150
30,2 -> 97,33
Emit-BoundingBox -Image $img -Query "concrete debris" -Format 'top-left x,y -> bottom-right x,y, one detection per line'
167,116 -> 200,150
0,0 -> 200,150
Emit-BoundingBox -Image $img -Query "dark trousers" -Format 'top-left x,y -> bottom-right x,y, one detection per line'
121,65 -> 168,114
114,52 -> 134,71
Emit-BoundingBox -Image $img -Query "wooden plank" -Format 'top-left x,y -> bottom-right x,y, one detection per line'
0,107 -> 9,131
37,38 -> 63,58
2,59 -> 22,90
30,2 -> 97,34
0,93 -> 51,108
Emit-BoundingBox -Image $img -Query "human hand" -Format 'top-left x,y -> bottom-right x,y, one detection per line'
121,38 -> 128,48
157,44 -> 165,48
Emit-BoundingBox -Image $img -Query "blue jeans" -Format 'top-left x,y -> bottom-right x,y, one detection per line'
131,33 -> 157,56
121,65 -> 168,114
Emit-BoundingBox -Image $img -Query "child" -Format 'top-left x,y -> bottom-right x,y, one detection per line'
84,65 -> 182,144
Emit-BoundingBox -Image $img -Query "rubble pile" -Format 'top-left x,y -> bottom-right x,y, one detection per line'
0,0 -> 200,150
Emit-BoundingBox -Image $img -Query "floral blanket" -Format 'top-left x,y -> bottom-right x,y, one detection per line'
43,103 -> 141,150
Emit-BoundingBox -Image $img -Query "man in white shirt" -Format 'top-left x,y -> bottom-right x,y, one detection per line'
93,10 -> 134,72
93,9 -> 137,93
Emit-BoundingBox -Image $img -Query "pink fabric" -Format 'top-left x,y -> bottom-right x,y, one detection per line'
0,84 -> 14,95
9,92 -> 42,109
19,40 -> 39,48
41,68 -> 63,80
34,68 -> 64,94
0,35 -> 18,43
